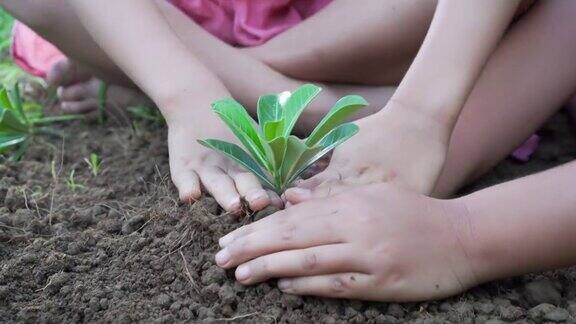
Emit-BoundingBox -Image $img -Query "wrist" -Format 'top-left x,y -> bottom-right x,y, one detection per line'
373,98 -> 453,145
157,88 -> 231,126
454,193 -> 524,285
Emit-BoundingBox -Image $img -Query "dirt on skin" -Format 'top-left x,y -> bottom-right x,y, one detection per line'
1,112 -> 576,323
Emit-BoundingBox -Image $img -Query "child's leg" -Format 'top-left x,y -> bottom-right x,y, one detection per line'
1,0 -> 131,84
1,0 -> 397,131
433,0 -> 576,197
247,0 -> 437,85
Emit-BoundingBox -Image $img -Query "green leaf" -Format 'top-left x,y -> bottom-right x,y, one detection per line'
198,139 -> 274,189
32,114 -> 85,125
282,84 -> 321,137
257,95 -> 282,128
263,120 -> 284,141
8,139 -> 30,161
306,95 -> 368,146
267,136 -> 287,171
0,107 -> 29,133
7,83 -> 27,123
212,98 -> 269,168
0,132 -> 27,152
280,136 -> 308,184
0,88 -> 11,109
288,123 -> 359,184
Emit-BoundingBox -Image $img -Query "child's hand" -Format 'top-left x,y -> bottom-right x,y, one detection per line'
287,100 -> 449,202
167,107 -> 275,213
215,183 -> 484,301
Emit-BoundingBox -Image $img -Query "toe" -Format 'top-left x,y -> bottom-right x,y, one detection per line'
61,99 -> 99,114
58,83 -> 94,102
47,59 -> 92,87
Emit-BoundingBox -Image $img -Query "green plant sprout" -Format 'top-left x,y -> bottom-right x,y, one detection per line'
84,153 -> 102,177
66,169 -> 85,191
0,83 -> 82,161
199,84 -> 368,194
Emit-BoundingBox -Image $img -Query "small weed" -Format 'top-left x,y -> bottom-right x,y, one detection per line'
66,170 -> 85,191
84,153 -> 102,177
0,83 -> 83,160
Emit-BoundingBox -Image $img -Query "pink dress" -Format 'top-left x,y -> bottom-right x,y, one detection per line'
11,0 -> 331,77
9,0 -> 539,162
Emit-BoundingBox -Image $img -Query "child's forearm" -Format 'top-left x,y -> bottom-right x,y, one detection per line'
461,161 -> 576,282
390,0 -> 521,134
67,0 -> 229,121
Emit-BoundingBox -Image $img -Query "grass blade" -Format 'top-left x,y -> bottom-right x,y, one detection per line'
32,114 -> 85,125
7,83 -> 27,123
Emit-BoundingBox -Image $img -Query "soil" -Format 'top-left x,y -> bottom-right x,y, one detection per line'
1,112 -> 576,323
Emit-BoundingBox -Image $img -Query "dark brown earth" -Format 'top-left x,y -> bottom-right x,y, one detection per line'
1,111 -> 576,323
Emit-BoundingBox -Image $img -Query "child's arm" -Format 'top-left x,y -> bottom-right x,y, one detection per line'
292,0 -> 522,195
67,0 -> 271,212
215,161 -> 576,301
463,160 -> 576,281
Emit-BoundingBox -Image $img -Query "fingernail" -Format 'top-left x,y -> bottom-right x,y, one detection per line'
278,279 -> 291,290
215,248 -> 231,266
235,265 -> 251,281
218,235 -> 233,248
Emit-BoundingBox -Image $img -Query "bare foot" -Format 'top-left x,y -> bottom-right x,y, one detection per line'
47,59 -> 152,120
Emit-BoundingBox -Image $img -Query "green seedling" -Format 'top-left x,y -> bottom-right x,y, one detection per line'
0,83 -> 82,160
84,153 -> 102,177
66,169 -> 85,191
199,84 -> 368,194
127,105 -> 164,123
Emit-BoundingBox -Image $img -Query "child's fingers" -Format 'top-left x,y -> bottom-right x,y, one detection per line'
172,169 -> 201,203
266,190 -> 284,209
294,168 -> 342,190
277,273 -> 373,299
215,215 -> 342,268
233,244 -> 368,285
61,99 -> 99,114
285,181 -> 352,205
284,187 -> 312,205
231,171 -> 270,211
198,167 -> 242,213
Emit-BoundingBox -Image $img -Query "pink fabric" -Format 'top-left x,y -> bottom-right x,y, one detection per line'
11,0 -> 331,77
11,23 -> 66,78
511,134 -> 540,162
168,0 -> 331,46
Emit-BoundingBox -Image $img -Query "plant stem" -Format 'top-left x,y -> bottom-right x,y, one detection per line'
98,81 -> 108,125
